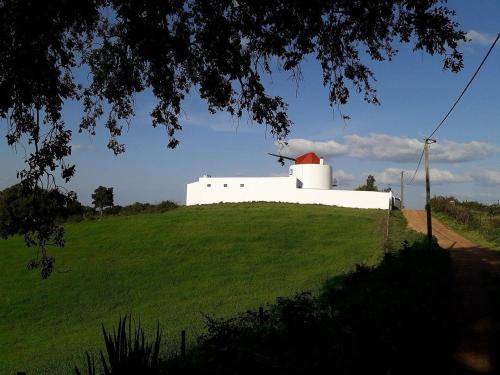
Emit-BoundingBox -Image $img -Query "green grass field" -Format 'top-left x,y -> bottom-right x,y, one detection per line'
1,203 -> 389,373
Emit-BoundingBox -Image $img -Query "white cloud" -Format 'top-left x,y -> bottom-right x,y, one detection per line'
373,167 -> 471,186
466,30 -> 497,46
279,134 -> 497,163
333,169 -> 356,185
371,168 -> 402,185
422,169 -> 472,184
70,144 -> 96,152
183,113 -> 255,133
469,169 -> 500,186
372,167 -> 500,188
344,134 -> 421,162
279,138 -> 348,157
432,141 -> 498,163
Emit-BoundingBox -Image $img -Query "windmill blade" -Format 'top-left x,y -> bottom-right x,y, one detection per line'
267,153 -> 296,161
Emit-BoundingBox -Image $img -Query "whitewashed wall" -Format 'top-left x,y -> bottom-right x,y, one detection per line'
186,176 -> 392,209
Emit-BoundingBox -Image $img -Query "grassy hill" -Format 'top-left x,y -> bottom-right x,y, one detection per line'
0,203 -> 388,373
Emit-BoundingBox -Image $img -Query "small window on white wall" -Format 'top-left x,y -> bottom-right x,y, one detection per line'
207,184 -> 211,187
224,184 -> 228,187
240,184 -> 244,187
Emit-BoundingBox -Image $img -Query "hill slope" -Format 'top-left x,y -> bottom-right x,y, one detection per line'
0,203 -> 386,373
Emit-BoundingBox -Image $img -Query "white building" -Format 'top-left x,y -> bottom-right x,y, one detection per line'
186,152 -> 395,210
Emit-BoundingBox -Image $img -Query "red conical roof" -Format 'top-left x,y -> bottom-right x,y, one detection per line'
295,152 -> 320,164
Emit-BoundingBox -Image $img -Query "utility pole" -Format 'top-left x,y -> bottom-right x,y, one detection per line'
424,139 -> 436,246
400,171 -> 404,209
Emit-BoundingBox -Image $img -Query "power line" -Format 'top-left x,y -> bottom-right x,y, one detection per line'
428,32 -> 500,139
405,32 -> 499,187
406,146 -> 425,185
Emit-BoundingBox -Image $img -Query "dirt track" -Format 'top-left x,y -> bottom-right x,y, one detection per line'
403,210 -> 500,374
403,209 -> 476,249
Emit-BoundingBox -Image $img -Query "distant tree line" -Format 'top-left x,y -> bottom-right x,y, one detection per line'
431,196 -> 499,226
0,184 -> 178,276
0,184 -> 179,225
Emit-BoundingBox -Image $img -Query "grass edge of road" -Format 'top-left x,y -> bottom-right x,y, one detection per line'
433,212 -> 499,250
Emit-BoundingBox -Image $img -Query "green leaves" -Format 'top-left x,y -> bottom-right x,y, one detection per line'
92,186 -> 114,215
0,184 -> 78,277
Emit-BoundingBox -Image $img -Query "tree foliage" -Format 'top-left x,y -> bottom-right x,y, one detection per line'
0,0 -> 466,276
0,184 -> 78,277
92,186 -> 114,216
356,175 -> 378,191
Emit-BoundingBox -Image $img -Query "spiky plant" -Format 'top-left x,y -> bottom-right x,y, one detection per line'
75,316 -> 162,375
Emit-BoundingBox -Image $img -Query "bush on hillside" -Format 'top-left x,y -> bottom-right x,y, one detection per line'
491,217 -> 500,229
431,196 -> 479,227
105,201 -> 178,216
431,196 -> 500,247
73,201 -> 178,220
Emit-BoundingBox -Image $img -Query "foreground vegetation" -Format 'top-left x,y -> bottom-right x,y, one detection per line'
431,196 -> 500,250
1,203 -> 389,373
165,239 -> 451,375
76,213 -> 452,375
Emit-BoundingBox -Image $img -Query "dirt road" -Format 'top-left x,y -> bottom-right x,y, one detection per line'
403,209 -> 500,374
403,209 -> 476,249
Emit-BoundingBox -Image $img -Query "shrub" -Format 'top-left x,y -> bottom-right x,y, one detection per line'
431,196 -> 479,227
104,205 -> 123,216
84,201 -> 179,219
491,217 -> 500,229
431,196 -> 500,247
106,201 -> 178,217
75,316 -> 162,375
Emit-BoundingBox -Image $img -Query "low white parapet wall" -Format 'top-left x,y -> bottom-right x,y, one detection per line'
186,177 -> 392,210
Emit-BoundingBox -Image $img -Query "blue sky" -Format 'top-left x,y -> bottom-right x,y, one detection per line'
1,0 -> 499,208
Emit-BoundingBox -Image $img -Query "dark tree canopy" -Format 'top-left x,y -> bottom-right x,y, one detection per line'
0,184 -> 78,277
356,175 -> 378,191
0,0 -> 466,276
92,186 -> 114,216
